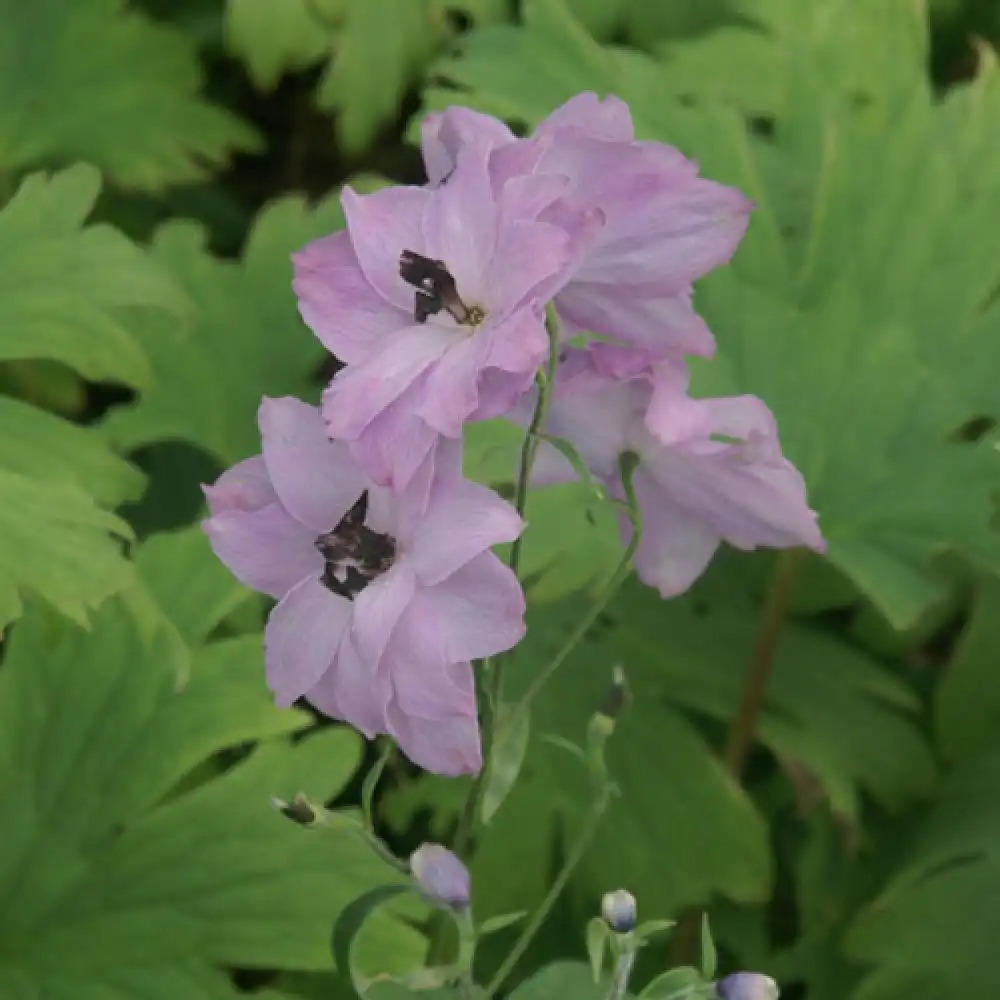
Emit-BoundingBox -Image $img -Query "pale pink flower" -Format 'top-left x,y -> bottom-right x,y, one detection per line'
421,93 -> 751,359
534,347 -> 825,597
202,396 -> 525,775
294,144 -> 599,489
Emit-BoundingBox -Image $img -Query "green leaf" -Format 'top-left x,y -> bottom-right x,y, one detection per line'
464,415 -> 524,484
633,918 -> 674,942
844,747 -> 1000,999
318,0 -> 446,154
0,468 -> 134,629
464,417 -> 623,602
397,559 -> 933,927
934,575 -> 1000,762
651,0 -> 927,116
467,594 -> 773,924
365,984 -> 461,1000
331,884 -> 410,993
516,483 -> 623,602
0,597 -> 425,999
482,700 -> 530,823
612,568 -> 936,821
225,0 -> 336,89
699,913 -> 717,979
623,0 -> 745,51
102,190 -> 350,465
134,524 -> 251,646
420,0 -> 619,129
586,916 -> 609,982
448,0 -> 513,26
478,910 -> 527,935
509,961 -> 618,1000
560,0 -> 629,40
639,967 -> 706,1000
0,0 -> 259,190
0,394 -> 144,507
0,164 -> 184,388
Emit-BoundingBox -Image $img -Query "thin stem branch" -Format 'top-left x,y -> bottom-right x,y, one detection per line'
361,739 -> 393,832
483,786 -> 611,1000
496,453 -> 643,745
605,951 -> 636,1000
507,306 -> 560,579
452,309 -> 560,859
723,548 -> 804,777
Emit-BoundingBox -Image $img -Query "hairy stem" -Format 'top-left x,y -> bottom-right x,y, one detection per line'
723,548 -> 804,777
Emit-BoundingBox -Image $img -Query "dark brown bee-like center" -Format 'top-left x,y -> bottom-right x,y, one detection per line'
315,492 -> 396,600
399,249 -> 483,326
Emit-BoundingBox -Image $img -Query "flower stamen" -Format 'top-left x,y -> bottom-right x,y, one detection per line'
399,249 -> 483,326
315,492 -> 396,599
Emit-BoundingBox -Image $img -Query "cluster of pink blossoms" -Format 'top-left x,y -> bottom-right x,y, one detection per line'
203,93 -> 825,776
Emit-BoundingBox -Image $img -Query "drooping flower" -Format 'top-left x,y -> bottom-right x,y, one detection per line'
421,93 -> 752,359
532,347 -> 825,597
716,972 -> 781,1000
293,144 -> 600,490
202,396 -> 526,775
410,843 -> 471,909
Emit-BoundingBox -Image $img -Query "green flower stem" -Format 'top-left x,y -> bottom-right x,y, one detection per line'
455,908 -> 478,1000
452,306 -> 561,859
361,738 -> 394,833
495,451 -> 643,746
358,826 -> 409,874
723,547 -> 804,777
507,303 -> 561,579
605,950 -> 636,1000
300,798 -> 409,875
483,780 -> 612,1000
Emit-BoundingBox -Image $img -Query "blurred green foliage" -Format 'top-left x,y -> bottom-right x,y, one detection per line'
1,1 -> 999,998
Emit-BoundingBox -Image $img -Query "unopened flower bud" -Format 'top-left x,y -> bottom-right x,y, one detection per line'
271,792 -> 319,825
601,888 -> 637,932
409,843 -> 471,910
716,972 -> 780,1000
599,665 -> 630,721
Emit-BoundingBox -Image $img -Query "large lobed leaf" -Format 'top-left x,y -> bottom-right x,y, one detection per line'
845,747 -> 1000,999
418,0 -> 1000,630
225,0 -> 336,89
0,0 -> 258,190
101,189 -> 354,465
0,164 -> 185,629
388,558 -> 931,927
0,527 -> 426,1000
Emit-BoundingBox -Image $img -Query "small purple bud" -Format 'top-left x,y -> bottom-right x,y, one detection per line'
601,889 -> 637,932
409,843 -> 471,910
717,972 -> 780,1000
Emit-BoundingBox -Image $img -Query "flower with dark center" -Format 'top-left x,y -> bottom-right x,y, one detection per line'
202,396 -> 527,776
420,93 -> 753,361
314,492 -> 397,600
293,143 -> 600,490
399,249 -> 473,325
